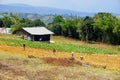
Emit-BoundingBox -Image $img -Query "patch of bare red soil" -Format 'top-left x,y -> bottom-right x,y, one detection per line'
43,57 -> 82,66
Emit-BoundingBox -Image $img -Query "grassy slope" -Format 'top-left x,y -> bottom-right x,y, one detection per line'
0,35 -> 119,54
0,52 -> 120,80
0,35 -> 120,79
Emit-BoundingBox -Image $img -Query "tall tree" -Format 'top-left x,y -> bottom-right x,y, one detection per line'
32,19 -> 45,26
0,12 -> 13,28
80,16 -> 94,42
0,18 -> 4,27
61,19 -> 78,38
10,14 -> 25,33
48,16 -> 64,35
0,12 -> 13,34
75,17 -> 83,39
93,12 -> 118,44
112,18 -> 120,44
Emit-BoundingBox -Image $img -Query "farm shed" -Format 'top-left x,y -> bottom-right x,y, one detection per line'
14,27 -> 54,42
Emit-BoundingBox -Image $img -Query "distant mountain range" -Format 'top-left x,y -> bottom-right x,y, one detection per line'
0,4 -> 120,17
0,4 -> 120,24
0,4 -> 96,17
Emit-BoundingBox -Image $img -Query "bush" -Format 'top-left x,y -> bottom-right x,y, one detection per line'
118,46 -> 120,51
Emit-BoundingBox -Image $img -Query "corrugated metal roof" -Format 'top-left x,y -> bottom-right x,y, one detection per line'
23,27 -> 54,35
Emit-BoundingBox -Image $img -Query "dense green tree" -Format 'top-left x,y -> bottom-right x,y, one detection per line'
61,19 -> 79,38
48,16 -> 64,35
80,16 -> 94,42
23,18 -> 33,27
113,18 -> 120,35
10,14 -> 46,33
93,12 -> 119,44
61,19 -> 71,37
75,17 -> 83,39
32,19 -> 45,26
10,14 -> 25,33
0,12 -> 13,28
52,16 -> 64,23
112,18 -> 120,44
0,19 -> 4,27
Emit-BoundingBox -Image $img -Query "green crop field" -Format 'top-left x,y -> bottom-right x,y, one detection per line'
0,35 -> 120,80
0,37 -> 119,54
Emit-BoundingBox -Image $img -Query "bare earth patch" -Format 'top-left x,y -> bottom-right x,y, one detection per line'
0,45 -> 120,71
43,57 -> 82,66
0,55 -> 120,80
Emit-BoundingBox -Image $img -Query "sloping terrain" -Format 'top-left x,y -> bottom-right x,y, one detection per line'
0,34 -> 120,79
0,52 -> 120,80
0,45 -> 120,71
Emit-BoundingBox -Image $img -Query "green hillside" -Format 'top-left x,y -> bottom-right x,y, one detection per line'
0,36 -> 119,54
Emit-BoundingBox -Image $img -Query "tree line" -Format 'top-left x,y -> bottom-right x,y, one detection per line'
0,12 -> 120,45
0,12 -> 45,33
47,13 -> 120,45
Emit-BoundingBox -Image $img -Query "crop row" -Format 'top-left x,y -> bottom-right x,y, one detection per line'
0,38 -> 119,54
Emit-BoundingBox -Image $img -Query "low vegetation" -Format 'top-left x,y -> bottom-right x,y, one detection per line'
0,52 -> 120,80
0,37 -> 119,54
0,35 -> 120,71
118,46 -> 120,51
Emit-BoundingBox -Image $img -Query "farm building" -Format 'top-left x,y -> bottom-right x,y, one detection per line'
14,27 -> 54,42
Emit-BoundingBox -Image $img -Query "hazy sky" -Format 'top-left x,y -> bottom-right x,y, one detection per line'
0,0 -> 120,14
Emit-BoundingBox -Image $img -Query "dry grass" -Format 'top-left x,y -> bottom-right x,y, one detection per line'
0,34 -> 18,39
0,52 -> 120,80
51,36 -> 118,50
0,34 -> 120,71
0,45 -> 120,71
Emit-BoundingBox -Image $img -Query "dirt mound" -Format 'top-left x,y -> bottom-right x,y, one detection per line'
43,57 -> 82,66
0,62 -> 9,70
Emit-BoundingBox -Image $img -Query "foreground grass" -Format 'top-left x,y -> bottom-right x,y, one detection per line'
0,52 -> 120,80
0,37 -> 119,54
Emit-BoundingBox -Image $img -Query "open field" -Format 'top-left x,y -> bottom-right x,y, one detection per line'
0,34 -> 120,71
0,52 -> 120,80
0,34 -> 120,79
0,45 -> 120,71
0,36 -> 119,54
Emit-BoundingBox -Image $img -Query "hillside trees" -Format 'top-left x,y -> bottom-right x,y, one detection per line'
0,12 -> 120,45
0,18 -> 4,27
61,18 -> 81,39
31,19 -> 45,27
93,13 -> 120,44
47,13 -> 120,45
0,12 -> 13,28
48,16 -> 82,38
0,12 -> 46,33
80,16 -> 94,42
112,18 -> 120,44
22,18 -> 46,27
47,16 -> 64,35
10,13 -> 25,33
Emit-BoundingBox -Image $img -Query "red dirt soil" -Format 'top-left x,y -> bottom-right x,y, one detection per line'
43,57 -> 82,66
